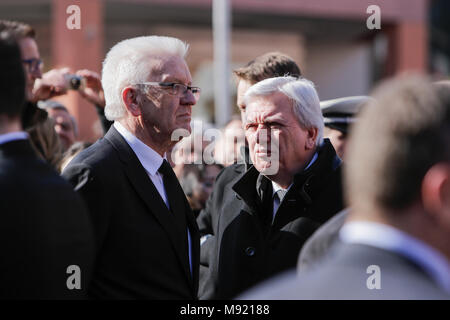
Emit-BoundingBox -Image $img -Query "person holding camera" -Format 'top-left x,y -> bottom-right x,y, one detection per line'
0,27 -> 95,300
37,68 -> 112,135
0,20 -> 111,169
0,20 -> 64,169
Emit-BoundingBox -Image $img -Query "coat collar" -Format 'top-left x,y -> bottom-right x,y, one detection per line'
232,165 -> 265,213
0,131 -> 29,146
0,138 -> 36,159
290,139 -> 341,202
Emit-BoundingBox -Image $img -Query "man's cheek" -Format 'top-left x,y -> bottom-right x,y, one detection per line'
271,131 -> 281,154
247,135 -> 258,164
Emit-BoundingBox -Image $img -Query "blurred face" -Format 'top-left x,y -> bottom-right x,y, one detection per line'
214,119 -> 245,166
138,55 -> 196,146
18,37 -> 42,100
325,127 -> 347,159
245,92 -> 317,178
47,108 -> 76,151
202,164 -> 222,198
236,79 -> 253,124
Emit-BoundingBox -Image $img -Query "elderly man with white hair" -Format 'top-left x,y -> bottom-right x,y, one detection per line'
200,76 -> 344,299
63,36 -> 201,299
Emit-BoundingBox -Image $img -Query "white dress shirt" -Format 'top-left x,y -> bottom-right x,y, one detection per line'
340,221 -> 450,294
0,131 -> 29,146
114,122 -> 168,205
114,121 -> 193,275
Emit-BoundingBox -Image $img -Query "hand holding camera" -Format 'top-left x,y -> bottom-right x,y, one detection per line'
32,67 -> 85,102
75,69 -> 105,108
31,67 -> 105,110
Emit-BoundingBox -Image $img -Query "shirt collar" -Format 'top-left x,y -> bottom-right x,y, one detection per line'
114,121 -> 164,176
272,181 -> 292,197
0,131 -> 29,146
340,221 -> 450,294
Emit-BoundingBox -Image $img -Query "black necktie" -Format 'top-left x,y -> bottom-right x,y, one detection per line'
158,160 -> 189,239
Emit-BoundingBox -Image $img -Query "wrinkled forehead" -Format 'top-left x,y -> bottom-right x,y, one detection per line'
146,54 -> 191,83
245,92 -> 291,121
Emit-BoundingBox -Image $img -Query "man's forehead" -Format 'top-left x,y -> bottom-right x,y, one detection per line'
49,108 -> 71,119
246,108 -> 285,124
246,93 -> 290,114
18,37 -> 40,58
147,55 -> 190,81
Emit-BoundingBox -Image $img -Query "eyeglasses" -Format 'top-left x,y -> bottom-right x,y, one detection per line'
22,58 -> 43,73
137,82 -> 201,101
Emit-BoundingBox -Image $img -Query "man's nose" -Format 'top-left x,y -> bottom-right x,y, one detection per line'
255,125 -> 271,144
32,67 -> 42,79
181,90 -> 197,106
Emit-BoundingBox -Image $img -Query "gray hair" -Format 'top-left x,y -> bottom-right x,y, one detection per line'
102,36 -> 189,121
244,76 -> 323,145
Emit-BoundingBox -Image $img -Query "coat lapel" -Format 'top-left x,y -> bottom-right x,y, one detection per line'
232,165 -> 261,214
104,126 -> 195,291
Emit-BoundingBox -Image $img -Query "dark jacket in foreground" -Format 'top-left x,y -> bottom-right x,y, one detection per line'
240,242 -> 450,300
197,139 -> 344,299
62,126 -> 200,299
0,139 -> 94,299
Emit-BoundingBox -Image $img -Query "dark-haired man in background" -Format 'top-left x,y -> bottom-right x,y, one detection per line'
0,33 -> 94,299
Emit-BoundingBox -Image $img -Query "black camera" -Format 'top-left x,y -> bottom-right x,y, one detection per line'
64,74 -> 85,90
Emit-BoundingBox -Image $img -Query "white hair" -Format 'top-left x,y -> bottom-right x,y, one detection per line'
102,36 -> 189,120
244,76 -> 323,145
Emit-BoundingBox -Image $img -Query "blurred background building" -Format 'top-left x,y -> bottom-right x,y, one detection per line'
1,0 -> 448,142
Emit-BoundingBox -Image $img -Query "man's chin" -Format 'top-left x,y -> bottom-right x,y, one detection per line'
254,160 -> 280,176
170,123 -> 192,143
177,121 -> 191,134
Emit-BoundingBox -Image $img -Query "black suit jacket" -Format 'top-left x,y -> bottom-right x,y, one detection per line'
62,126 -> 200,299
197,139 -> 344,299
0,139 -> 94,299
241,242 -> 450,300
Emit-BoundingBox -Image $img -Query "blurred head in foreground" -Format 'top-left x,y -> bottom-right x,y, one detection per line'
346,76 -> 450,259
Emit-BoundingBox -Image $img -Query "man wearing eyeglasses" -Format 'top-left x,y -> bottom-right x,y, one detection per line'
63,36 -> 201,299
0,20 -> 69,168
0,21 -> 70,104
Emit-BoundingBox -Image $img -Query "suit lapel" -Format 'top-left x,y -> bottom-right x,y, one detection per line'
104,126 -> 195,290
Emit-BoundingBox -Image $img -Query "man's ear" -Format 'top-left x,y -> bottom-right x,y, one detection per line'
122,87 -> 141,117
305,127 -> 318,150
422,163 -> 450,228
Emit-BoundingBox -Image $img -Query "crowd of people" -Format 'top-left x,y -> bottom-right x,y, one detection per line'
1,19 -> 449,300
